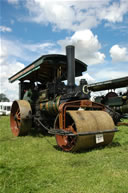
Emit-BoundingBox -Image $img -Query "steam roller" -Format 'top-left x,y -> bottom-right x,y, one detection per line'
9,45 -> 118,152
56,110 -> 115,151
53,100 -> 116,152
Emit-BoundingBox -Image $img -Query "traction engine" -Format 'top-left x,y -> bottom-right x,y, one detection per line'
9,46 -> 117,152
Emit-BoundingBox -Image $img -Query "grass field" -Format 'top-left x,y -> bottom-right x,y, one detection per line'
0,116 -> 128,193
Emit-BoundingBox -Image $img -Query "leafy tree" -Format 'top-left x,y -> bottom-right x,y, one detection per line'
0,93 -> 10,102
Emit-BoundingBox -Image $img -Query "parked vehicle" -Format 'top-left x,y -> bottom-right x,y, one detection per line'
0,102 -> 12,115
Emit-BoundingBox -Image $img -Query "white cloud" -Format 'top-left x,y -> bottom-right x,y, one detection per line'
75,73 -> 95,85
58,29 -> 105,65
24,0 -> 105,30
93,68 -> 128,81
0,26 -> 12,32
0,41 -> 25,101
14,0 -> 128,31
25,0 -> 76,30
0,61 -> 25,101
1,39 -> 25,60
1,38 -> 56,62
23,42 -> 55,53
8,0 -> 19,4
99,0 -> 128,23
110,44 -> 128,62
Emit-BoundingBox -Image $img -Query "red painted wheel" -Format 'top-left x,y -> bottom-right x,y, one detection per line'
54,114 -> 77,152
10,100 -> 32,136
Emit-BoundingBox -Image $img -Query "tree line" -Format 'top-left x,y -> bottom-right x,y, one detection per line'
0,93 -> 10,102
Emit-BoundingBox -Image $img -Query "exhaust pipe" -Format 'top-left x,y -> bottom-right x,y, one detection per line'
66,45 -> 75,87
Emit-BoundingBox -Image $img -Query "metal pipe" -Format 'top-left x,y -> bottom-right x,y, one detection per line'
19,81 -> 22,99
48,128 -> 118,136
66,45 -> 75,87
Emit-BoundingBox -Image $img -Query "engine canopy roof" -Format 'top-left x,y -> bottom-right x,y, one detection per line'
9,54 -> 87,83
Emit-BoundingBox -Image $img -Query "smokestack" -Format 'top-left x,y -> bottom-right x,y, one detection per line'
66,45 -> 75,87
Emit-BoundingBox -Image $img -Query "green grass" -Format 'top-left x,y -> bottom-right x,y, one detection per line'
0,116 -> 128,193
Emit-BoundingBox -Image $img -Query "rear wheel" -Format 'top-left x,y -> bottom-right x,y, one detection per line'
10,100 -> 32,136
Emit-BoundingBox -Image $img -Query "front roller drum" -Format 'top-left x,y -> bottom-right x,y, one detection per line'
10,100 -> 32,136
55,110 -> 115,152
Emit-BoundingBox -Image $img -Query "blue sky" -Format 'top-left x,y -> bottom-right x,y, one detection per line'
0,0 -> 128,100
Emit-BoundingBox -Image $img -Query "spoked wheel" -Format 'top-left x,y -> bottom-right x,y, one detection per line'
54,113 -> 77,152
10,100 -> 32,136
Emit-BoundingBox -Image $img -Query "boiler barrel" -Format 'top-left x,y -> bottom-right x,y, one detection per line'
40,97 -> 60,115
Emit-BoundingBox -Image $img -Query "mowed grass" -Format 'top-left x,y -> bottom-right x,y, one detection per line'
0,116 -> 128,193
